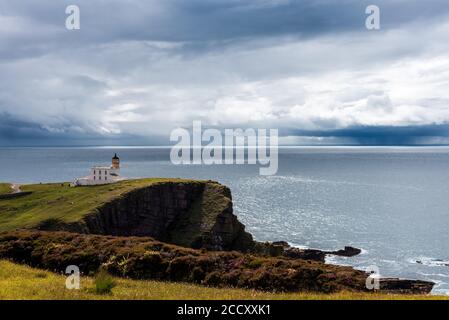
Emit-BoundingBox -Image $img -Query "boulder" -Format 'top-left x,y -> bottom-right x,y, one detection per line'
326,246 -> 362,257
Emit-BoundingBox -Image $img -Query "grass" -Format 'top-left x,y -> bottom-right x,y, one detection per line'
0,260 -> 447,300
91,269 -> 116,295
0,178 -> 204,232
0,183 -> 12,195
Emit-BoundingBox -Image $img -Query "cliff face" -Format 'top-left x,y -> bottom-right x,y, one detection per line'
49,181 -> 254,252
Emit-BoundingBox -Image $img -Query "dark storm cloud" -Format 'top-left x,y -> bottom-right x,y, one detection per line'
0,113 -> 165,146
287,124 -> 449,145
0,113 -> 52,141
2,0 -> 449,59
1,0 -> 449,145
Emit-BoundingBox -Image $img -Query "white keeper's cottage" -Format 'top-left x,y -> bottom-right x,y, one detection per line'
72,153 -> 124,186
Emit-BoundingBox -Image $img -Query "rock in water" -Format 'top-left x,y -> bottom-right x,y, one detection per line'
326,246 -> 362,257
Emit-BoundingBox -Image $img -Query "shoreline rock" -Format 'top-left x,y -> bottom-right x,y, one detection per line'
379,278 -> 435,294
251,242 -> 362,262
326,246 -> 362,257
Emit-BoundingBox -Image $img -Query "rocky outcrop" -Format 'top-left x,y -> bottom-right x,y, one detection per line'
379,278 -> 435,294
252,242 -> 362,262
326,246 -> 362,257
39,181 -> 254,252
253,241 -> 326,261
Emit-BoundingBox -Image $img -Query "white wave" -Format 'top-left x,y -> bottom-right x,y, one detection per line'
412,257 -> 449,267
418,272 -> 449,278
286,242 -> 308,249
266,175 -> 423,191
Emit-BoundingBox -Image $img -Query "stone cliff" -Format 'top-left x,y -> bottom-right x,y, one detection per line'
43,181 -> 254,252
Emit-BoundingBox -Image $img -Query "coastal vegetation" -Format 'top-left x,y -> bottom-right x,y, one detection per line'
0,230 -> 367,293
0,260 -> 445,300
0,183 -> 11,195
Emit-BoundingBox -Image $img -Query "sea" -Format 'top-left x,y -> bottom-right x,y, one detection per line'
1,146 -> 449,295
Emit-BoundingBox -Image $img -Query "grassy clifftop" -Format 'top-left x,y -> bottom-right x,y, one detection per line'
0,184 -> 11,196
0,178 -> 203,232
0,178 -> 252,252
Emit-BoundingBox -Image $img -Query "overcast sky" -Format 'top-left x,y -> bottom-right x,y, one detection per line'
1,0 -> 449,146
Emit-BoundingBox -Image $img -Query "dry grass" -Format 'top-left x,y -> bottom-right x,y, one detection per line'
0,260 -> 446,300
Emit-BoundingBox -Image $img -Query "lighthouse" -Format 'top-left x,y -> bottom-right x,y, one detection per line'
72,153 -> 124,186
112,153 -> 120,169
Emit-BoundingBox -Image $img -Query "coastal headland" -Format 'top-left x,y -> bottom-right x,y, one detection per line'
0,178 -> 435,296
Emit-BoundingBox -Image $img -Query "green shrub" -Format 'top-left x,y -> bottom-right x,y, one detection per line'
117,254 -> 130,276
247,258 -> 264,269
92,269 -> 116,295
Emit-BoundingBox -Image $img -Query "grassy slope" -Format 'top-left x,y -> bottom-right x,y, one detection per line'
0,178 -> 203,232
0,183 -> 12,195
0,260 -> 446,300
